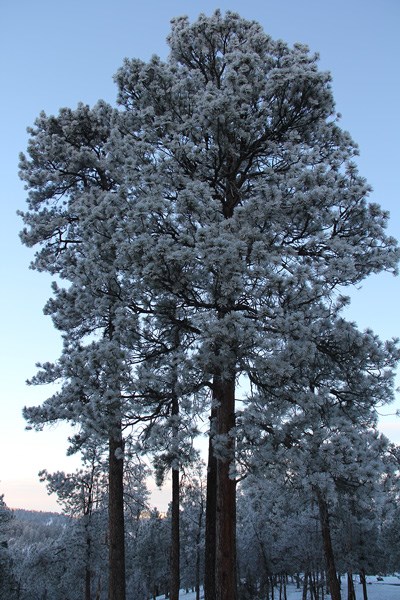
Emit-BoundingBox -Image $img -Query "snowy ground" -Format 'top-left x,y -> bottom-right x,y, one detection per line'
168,576 -> 400,600
282,576 -> 400,600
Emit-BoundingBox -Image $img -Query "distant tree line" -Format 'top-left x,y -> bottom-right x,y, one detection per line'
1,445 -> 400,600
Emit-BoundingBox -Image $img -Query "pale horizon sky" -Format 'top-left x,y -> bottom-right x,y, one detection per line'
1,0 -> 399,513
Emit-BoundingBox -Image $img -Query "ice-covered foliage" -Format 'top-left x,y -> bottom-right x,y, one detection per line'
20,8 -> 399,461
112,10 -> 399,429
238,312 -> 399,477
0,494 -> 13,529
18,10 -> 400,599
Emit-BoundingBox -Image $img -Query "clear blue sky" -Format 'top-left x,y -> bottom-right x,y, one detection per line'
1,0 -> 399,512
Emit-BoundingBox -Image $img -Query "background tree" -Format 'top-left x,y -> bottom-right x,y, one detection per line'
237,475 -> 325,600
179,463 -> 206,600
239,311 -> 399,600
133,300 -> 205,600
380,444 -> 400,575
133,509 -> 170,600
0,494 -> 17,600
7,511 -> 74,600
39,442 -> 108,600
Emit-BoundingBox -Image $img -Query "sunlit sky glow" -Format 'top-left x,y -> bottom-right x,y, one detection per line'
1,0 -> 399,513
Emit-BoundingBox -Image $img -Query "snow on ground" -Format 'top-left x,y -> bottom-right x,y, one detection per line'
282,576 -> 400,600
169,576 -> 400,600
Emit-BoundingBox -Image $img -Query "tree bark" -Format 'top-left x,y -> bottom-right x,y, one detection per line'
84,518 -> 92,600
315,490 -> 341,600
108,429 -> 126,600
170,328 -> 180,600
85,565 -> 91,600
215,375 -> 237,600
302,573 -> 309,600
347,572 -> 356,600
195,493 -> 204,600
204,404 -> 218,600
84,486 -> 93,600
360,568 -> 368,600
170,465 -> 180,600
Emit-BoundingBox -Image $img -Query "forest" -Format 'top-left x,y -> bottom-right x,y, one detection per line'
2,9 -> 400,600
1,449 -> 400,600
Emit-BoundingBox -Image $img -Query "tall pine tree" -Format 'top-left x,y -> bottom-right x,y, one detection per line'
20,11 -> 399,600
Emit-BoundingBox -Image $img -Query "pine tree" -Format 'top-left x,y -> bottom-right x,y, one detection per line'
39,442 -> 108,600
114,11 -> 399,599
240,313 -> 399,600
20,11 -> 400,600
0,495 -> 17,600
19,101 -> 132,600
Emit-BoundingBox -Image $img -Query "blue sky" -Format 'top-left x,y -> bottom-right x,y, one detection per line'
1,0 -> 399,512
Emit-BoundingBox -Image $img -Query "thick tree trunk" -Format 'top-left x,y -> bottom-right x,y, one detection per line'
204,405 -> 218,600
108,430 -> 126,600
316,490 -> 341,600
215,375 -> 237,600
170,465 -> 180,600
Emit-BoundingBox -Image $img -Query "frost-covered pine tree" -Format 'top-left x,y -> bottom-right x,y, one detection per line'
39,442 -> 108,600
113,11 -> 399,600
20,10 -> 400,600
380,444 -> 400,573
239,312 -> 399,600
236,475 -> 324,597
19,101 -> 203,600
0,494 -> 17,600
19,101 -> 135,600
179,463 -> 206,599
134,304 -> 204,600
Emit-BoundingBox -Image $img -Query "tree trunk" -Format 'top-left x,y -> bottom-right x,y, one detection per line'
315,491 -> 341,600
321,571 -> 325,600
284,575 -> 288,600
309,572 -> 317,600
170,465 -> 180,600
84,495 -> 94,600
170,322 -> 181,600
85,565 -> 91,600
95,575 -> 102,600
108,429 -> 126,600
302,573 -> 309,600
360,568 -> 368,600
347,572 -> 356,600
215,375 -> 237,600
84,516 -> 92,600
169,328 -> 181,600
195,493 -> 203,600
264,573 -> 270,600
204,404 -> 218,600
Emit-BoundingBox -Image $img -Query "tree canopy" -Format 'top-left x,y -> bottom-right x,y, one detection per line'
19,11 -> 399,600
